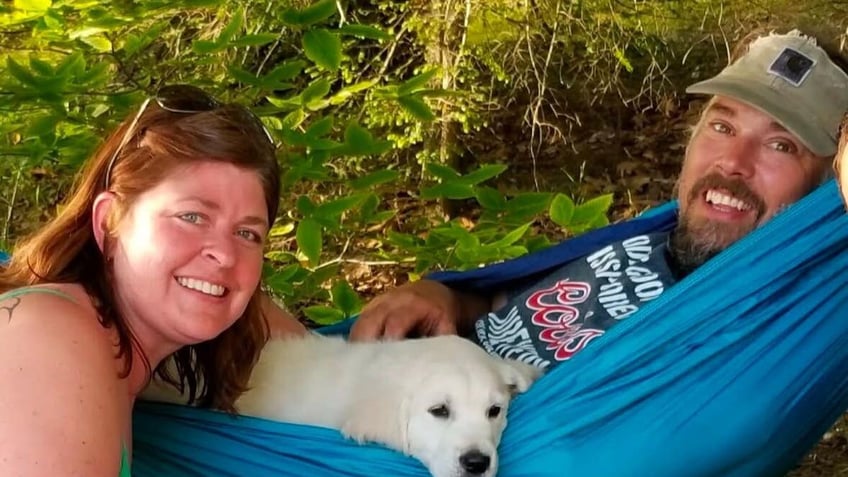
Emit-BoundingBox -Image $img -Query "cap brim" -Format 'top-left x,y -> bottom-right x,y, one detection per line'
686,76 -> 834,156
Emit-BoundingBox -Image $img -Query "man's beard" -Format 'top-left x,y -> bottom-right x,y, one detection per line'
668,173 -> 765,277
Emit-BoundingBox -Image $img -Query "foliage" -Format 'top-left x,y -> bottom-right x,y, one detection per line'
0,0 -> 614,324
1,0 -> 845,325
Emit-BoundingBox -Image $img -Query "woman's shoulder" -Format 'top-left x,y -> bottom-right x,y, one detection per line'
0,282 -> 126,475
0,282 -> 113,361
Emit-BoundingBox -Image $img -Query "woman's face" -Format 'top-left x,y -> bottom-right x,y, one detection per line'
108,161 -> 269,350
837,125 -> 848,208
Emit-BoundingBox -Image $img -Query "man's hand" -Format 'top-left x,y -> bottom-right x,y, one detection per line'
350,279 -> 491,341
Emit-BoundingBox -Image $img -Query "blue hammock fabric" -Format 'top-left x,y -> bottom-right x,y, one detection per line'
133,180 -> 848,477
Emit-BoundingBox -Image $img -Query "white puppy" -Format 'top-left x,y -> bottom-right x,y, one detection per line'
143,334 -> 541,477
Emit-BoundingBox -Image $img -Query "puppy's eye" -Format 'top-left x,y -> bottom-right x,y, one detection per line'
487,405 -> 502,419
428,404 -> 450,419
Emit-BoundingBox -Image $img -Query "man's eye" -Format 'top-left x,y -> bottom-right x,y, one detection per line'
710,122 -> 731,134
770,141 -> 796,154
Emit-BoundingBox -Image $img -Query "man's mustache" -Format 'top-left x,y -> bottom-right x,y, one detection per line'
687,173 -> 766,220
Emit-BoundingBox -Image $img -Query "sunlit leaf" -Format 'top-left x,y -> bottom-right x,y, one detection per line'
302,29 -> 342,71
338,23 -> 391,41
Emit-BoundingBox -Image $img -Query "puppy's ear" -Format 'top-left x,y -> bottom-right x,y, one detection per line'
341,385 -> 410,453
498,359 -> 543,395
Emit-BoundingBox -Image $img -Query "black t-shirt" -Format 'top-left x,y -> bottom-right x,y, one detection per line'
469,232 -> 677,369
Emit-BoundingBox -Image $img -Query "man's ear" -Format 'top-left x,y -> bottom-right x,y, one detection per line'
91,191 -> 117,253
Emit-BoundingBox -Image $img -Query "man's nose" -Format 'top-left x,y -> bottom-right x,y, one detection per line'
715,137 -> 757,178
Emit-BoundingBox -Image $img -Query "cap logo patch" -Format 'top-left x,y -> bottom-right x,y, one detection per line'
768,47 -> 815,86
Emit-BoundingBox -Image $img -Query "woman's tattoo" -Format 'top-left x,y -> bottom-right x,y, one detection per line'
1,297 -> 20,323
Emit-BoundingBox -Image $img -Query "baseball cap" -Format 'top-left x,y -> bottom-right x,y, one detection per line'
686,30 -> 848,157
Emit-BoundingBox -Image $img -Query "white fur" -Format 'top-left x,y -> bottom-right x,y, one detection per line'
142,334 -> 541,477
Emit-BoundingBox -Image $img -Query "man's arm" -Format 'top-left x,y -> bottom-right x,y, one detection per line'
350,279 -> 493,340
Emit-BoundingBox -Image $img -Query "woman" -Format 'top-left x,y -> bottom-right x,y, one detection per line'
837,113 -> 848,205
0,85 -> 302,476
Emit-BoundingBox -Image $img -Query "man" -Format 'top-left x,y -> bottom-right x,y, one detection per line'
347,30 -> 848,370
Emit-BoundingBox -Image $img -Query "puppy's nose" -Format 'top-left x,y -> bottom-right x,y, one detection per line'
459,450 -> 491,475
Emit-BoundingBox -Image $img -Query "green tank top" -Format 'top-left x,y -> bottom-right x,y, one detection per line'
0,287 -> 132,476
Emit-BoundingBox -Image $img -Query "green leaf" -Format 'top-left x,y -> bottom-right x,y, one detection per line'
217,9 -> 244,44
296,218 -> 322,266
181,0 -> 223,6
397,95 -> 435,121
80,35 -> 112,53
350,169 -> 399,190
29,57 -> 54,76
296,195 -> 316,215
266,60 -> 307,82
6,58 -> 37,87
227,66 -> 262,86
192,40 -> 220,54
281,0 -> 337,27
461,164 -> 507,185
314,194 -> 364,218
328,79 -> 376,105
302,29 -> 342,71
420,183 -> 475,200
303,305 -> 345,325
305,116 -> 334,138
399,69 -> 439,95
338,24 -> 392,41
331,280 -> 362,317
571,193 -> 613,225
301,78 -> 332,105
426,162 -> 461,181
269,222 -> 295,237
54,52 -> 84,76
14,0 -> 51,12
341,123 -> 391,156
504,192 -> 552,218
614,47 -> 633,73
549,193 -> 575,227
27,114 -> 58,137
230,33 -> 278,47
490,223 -> 531,247
475,186 -> 507,210
281,109 -> 305,129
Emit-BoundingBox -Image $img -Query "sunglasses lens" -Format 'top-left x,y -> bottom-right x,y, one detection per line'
156,84 -> 219,113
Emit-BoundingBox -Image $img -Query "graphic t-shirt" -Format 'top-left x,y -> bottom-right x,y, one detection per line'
469,232 -> 677,369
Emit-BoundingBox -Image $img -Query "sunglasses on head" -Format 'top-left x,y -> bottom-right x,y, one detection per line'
103,84 -> 275,188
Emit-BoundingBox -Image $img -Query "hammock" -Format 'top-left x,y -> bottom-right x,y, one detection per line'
133,180 -> 848,477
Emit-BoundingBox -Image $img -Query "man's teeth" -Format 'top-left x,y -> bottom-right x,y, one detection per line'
177,277 -> 226,297
705,189 -> 752,211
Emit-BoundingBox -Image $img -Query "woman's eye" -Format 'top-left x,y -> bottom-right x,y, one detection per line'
237,229 -> 262,243
179,212 -> 202,224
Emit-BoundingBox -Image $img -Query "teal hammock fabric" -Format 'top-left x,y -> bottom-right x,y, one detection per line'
133,180 -> 848,477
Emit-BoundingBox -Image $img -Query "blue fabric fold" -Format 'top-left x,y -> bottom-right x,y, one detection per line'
131,179 -> 848,476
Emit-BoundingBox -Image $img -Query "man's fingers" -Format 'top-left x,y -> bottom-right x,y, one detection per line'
433,318 -> 458,336
350,307 -> 387,341
382,315 -> 415,340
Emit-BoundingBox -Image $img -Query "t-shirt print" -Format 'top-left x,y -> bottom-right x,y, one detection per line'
470,232 -> 677,369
